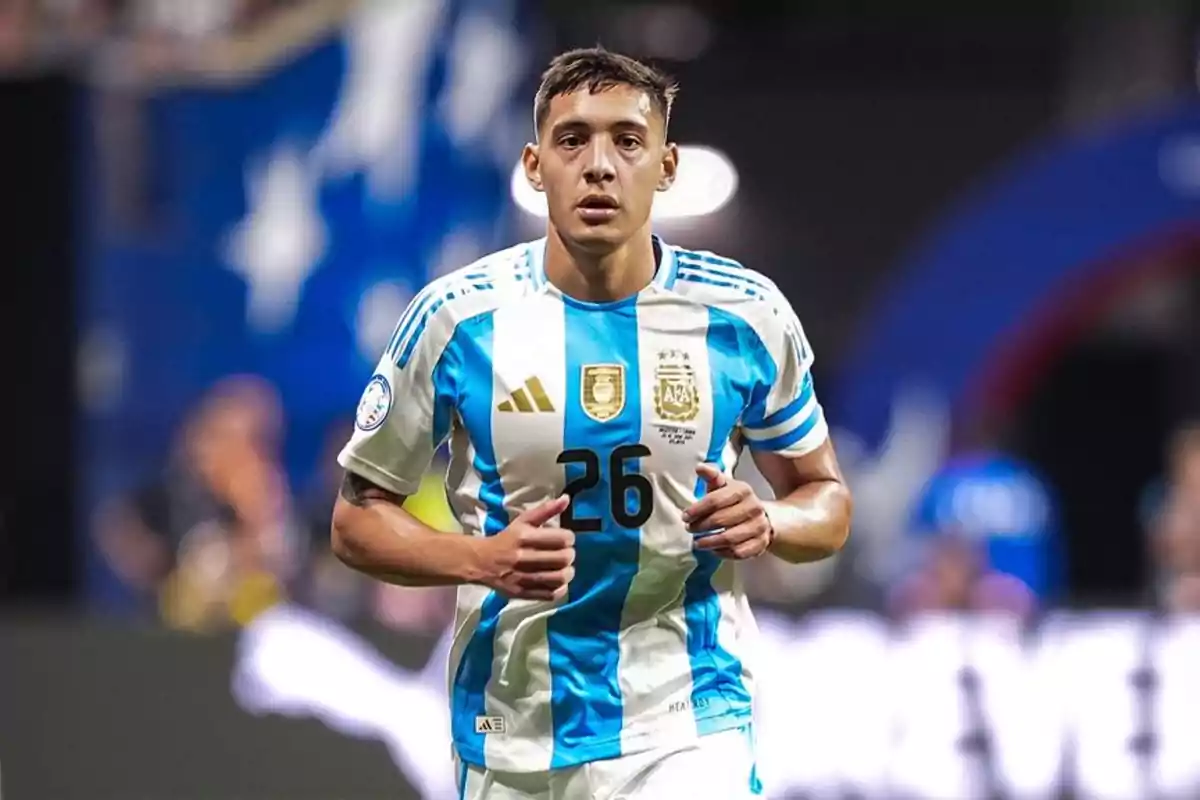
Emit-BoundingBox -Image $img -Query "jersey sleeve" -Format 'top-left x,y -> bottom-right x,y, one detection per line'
337,297 -> 459,496
739,295 -> 829,457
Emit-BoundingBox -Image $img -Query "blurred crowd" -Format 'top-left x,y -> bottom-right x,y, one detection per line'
92,375 -> 456,635
89,371 -> 1200,638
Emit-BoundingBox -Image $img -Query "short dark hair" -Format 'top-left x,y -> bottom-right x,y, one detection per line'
533,47 -> 678,137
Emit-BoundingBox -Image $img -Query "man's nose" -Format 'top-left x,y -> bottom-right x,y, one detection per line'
582,139 -> 616,183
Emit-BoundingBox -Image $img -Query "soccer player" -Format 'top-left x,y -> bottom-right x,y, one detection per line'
331,47 -> 852,800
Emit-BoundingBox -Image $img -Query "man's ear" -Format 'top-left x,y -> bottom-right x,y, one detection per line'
658,142 -> 679,192
522,143 -> 543,191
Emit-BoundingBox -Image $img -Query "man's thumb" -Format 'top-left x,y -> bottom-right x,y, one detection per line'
517,494 -> 570,527
695,462 -> 727,487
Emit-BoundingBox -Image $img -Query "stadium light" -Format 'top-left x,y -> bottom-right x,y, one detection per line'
510,145 -> 738,220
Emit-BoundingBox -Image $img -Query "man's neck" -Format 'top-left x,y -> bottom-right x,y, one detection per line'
543,226 -> 657,303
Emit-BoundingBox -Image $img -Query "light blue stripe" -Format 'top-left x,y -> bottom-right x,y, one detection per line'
396,282 -> 497,368
745,724 -> 763,795
675,253 -> 774,296
682,307 -> 755,736
527,241 -> 546,290
397,291 -> 457,367
430,337 -> 461,459
392,271 -> 492,364
457,759 -> 469,800
675,248 -> 741,270
448,312 -> 511,767
386,281 -> 441,358
747,403 -> 823,452
676,270 -> 762,298
546,299 -> 644,768
391,277 -> 465,359
745,373 -> 813,431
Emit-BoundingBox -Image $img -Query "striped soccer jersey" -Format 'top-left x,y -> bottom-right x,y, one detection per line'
338,236 -> 828,773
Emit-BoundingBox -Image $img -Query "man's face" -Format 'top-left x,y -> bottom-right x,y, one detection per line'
524,84 -> 677,252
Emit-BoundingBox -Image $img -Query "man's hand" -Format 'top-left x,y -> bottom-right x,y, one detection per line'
478,495 -> 576,601
684,463 -> 774,560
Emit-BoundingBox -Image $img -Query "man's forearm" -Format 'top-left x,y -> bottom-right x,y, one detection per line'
763,479 -> 852,564
331,473 -> 488,586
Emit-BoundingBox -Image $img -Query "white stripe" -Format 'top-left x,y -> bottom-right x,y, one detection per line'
526,238 -> 548,290
674,256 -> 770,291
675,249 -> 742,269
618,299 -> 713,752
741,394 -> 820,442
675,264 -> 760,289
786,414 -> 829,456
446,433 -> 485,535
393,254 -> 523,362
387,279 -> 442,358
483,292 -> 567,770
445,430 -> 488,710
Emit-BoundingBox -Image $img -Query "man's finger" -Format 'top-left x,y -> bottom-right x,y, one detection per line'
682,486 -> 738,524
730,538 -> 769,560
709,534 -> 769,560
517,495 -> 570,527
695,462 -> 727,489
693,523 -> 761,552
517,567 -> 575,590
520,527 -> 576,550
516,547 -> 575,572
688,501 -> 760,533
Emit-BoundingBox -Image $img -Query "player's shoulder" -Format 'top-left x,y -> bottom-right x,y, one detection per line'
664,242 -> 792,324
433,240 -> 536,297
389,242 -> 537,365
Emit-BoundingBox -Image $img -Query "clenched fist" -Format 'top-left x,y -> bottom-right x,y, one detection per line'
478,495 -> 576,601
685,463 -> 775,560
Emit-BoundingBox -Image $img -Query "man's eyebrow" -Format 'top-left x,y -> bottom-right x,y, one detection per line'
548,117 -> 650,137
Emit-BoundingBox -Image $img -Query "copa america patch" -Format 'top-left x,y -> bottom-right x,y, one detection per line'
355,374 -> 392,431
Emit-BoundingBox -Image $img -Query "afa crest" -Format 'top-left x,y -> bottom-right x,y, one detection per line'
653,349 -> 700,423
581,364 -> 625,422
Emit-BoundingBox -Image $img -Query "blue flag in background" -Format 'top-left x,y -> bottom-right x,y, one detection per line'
81,0 -> 536,598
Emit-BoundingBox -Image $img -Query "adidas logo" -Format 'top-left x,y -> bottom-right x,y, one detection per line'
498,377 -> 554,413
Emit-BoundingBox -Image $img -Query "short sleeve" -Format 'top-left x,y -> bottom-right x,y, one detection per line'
740,297 -> 828,457
337,297 -> 459,496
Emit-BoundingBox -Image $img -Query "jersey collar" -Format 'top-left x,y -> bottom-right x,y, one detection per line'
527,235 -> 678,293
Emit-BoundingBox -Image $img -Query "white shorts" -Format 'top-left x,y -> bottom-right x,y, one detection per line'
455,725 -> 763,800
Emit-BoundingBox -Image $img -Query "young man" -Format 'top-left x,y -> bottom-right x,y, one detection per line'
331,47 -> 852,799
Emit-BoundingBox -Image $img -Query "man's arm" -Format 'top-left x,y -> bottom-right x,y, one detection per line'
753,439 -> 852,564
330,471 -> 491,587
331,471 -> 577,599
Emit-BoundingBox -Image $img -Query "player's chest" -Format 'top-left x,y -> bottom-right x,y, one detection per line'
455,300 -> 753,474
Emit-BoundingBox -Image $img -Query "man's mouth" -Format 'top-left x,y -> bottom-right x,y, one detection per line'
577,195 -> 620,223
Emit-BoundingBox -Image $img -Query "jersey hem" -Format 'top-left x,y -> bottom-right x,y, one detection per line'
337,453 -> 422,496
745,427 -> 829,458
451,707 -> 753,773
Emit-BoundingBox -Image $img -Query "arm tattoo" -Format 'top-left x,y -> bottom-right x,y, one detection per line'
339,471 -> 402,508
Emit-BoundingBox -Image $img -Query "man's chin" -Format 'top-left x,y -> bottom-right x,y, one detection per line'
564,224 -> 628,252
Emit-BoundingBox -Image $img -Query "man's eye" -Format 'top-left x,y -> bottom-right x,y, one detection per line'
559,135 -> 583,148
618,136 -> 642,149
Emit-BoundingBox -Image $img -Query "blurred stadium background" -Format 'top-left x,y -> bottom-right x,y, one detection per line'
5,1 -> 1200,797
